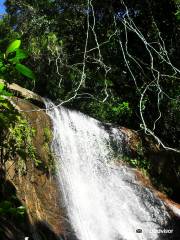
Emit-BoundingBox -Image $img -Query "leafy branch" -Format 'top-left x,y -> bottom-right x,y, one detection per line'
0,39 -> 35,81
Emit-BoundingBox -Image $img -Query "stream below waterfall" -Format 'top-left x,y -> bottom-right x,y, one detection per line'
45,100 -> 178,240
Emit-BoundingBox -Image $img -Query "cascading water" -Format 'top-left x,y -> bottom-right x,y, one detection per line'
45,100 -> 175,240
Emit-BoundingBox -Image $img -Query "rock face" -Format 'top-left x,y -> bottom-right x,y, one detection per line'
120,127 -> 180,219
3,97 -> 74,240
0,79 -> 44,104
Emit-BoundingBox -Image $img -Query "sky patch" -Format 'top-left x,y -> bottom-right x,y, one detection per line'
0,0 -> 6,15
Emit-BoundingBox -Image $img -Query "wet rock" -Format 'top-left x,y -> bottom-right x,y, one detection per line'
4,98 -> 74,240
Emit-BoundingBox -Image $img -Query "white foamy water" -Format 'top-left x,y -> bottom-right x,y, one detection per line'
45,100 -> 171,240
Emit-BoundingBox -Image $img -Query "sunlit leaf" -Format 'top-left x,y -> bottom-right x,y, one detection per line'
9,49 -> 28,64
15,63 -> 35,80
0,82 -> 5,91
6,40 -> 21,55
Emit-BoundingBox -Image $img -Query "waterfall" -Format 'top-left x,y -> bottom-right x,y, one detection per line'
45,100 -> 173,240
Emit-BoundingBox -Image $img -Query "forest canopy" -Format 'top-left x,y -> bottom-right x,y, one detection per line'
0,0 -> 180,151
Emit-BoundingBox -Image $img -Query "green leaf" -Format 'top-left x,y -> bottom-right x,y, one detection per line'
6,40 -> 21,55
0,90 -> 13,96
175,11 -> 180,21
9,49 -> 28,64
17,206 -> 26,215
0,82 -> 5,91
0,96 -> 5,100
0,60 -> 4,68
17,206 -> 26,211
0,66 -> 7,73
0,100 -> 11,108
15,63 -> 35,80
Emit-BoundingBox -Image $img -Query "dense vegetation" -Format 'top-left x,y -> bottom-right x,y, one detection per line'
0,0 -> 179,151
0,0 -> 180,201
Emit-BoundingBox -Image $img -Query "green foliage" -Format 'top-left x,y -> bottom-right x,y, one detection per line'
0,200 -> 26,217
175,10 -> 180,20
0,102 -> 15,129
0,83 -> 4,91
120,140 -> 150,174
15,63 -> 35,80
0,39 -> 35,81
0,82 -> 12,98
8,115 -> 38,173
43,127 -> 55,173
6,39 -> 21,55
112,102 -> 132,119
9,49 -> 28,63
175,0 -> 180,20
74,95 -> 132,124
121,151 -> 151,175
0,40 -> 36,172
44,127 -> 52,143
